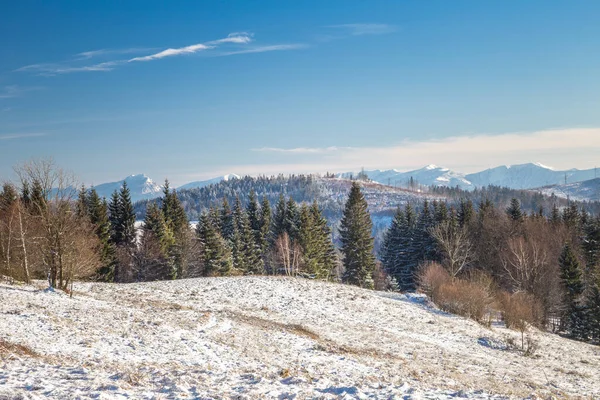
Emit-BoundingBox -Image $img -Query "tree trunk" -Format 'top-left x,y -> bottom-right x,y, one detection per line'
17,207 -> 30,283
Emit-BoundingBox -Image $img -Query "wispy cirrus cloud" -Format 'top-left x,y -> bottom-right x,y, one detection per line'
0,132 -> 47,140
75,47 -> 154,60
218,44 -> 308,56
16,32 -> 302,74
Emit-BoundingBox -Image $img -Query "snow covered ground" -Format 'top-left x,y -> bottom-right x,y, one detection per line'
1,276 -> 599,399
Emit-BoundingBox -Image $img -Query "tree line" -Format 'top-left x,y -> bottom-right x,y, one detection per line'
1,161 -> 598,344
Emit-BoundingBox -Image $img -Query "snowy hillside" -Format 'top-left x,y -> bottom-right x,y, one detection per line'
537,178 -> 600,202
177,173 -> 240,191
92,174 -> 163,202
338,165 -> 475,190
1,277 -> 599,399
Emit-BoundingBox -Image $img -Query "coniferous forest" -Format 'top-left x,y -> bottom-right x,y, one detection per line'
1,160 -> 600,345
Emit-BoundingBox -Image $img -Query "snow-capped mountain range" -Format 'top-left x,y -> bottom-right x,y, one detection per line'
90,163 -> 599,203
92,174 -> 241,202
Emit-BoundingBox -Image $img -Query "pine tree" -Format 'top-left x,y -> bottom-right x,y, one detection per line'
550,203 -> 561,224
197,213 -> 232,276
310,201 -> 336,279
381,207 -> 405,281
160,182 -> 189,279
506,198 -> 523,222
284,197 -> 300,242
118,182 -> 137,248
559,243 -> 586,339
233,197 -> 264,274
76,185 -> 88,218
220,198 -> 235,242
340,182 -> 376,288
247,190 -> 261,242
457,199 -> 474,228
258,196 -> 272,258
87,188 -> 114,281
585,279 -> 600,342
141,202 -> 176,280
271,194 -> 287,245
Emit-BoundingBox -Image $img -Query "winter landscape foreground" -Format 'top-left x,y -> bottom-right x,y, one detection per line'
1,276 -> 599,399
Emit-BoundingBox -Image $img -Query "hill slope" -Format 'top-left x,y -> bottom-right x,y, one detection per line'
1,277 -> 599,398
537,178 -> 600,202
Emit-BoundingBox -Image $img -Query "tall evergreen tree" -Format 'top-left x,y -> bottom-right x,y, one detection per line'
340,182 -> 376,288
258,196 -> 272,258
585,278 -> 600,342
233,197 -> 264,274
220,198 -> 235,242
284,197 -> 301,242
87,188 -> 114,281
559,243 -> 586,338
310,201 -> 336,279
271,194 -> 287,245
506,198 -> 524,222
197,213 -> 232,276
457,199 -> 474,228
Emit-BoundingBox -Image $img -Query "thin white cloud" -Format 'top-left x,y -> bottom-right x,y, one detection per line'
129,44 -> 214,62
16,61 -> 121,75
206,32 -> 254,45
0,132 -> 46,140
327,23 -> 397,36
219,44 -> 308,56
75,48 -> 154,60
246,128 -> 600,175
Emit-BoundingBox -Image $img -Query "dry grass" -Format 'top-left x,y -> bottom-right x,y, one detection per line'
0,338 -> 38,359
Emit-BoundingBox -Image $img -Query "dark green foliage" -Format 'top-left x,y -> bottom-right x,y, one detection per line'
457,199 -> 474,228
298,202 -> 336,279
87,188 -> 114,281
196,213 -> 232,276
109,182 -> 136,248
284,197 -> 301,242
381,203 -> 422,291
340,182 -> 376,288
559,243 -> 586,338
220,198 -> 234,242
271,194 -> 287,244
233,197 -> 264,274
506,198 -> 523,222
585,280 -> 600,342
258,196 -> 272,258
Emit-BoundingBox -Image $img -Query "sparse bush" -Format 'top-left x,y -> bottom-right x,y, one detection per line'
419,262 -> 494,323
498,291 -> 542,350
418,261 -> 451,303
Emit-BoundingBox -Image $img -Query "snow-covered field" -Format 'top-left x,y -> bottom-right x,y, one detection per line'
1,276 -> 599,399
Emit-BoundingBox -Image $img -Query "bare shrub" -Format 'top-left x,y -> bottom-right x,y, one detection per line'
437,279 -> 494,322
418,261 -> 450,303
498,291 -> 542,350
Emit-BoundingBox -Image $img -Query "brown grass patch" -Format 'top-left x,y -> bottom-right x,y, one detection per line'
0,338 -> 38,359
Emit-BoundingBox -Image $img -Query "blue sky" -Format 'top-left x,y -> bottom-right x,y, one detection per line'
1,0 -> 600,186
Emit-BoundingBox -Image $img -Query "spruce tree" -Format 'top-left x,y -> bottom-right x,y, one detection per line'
284,197 -> 301,242
233,197 -> 263,274
118,182 -> 137,248
87,188 -> 114,281
271,194 -> 287,245
197,213 -> 232,276
247,190 -> 261,243
506,198 -> 523,222
142,202 -> 176,280
585,279 -> 600,342
310,201 -> 336,279
559,243 -> 586,338
381,207 -> 405,281
340,182 -> 376,288
457,199 -> 474,228
259,196 -> 272,258
160,182 -> 189,279
220,198 -> 235,242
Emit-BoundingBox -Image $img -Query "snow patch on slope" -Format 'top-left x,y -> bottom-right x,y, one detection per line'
1,277 -> 599,398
